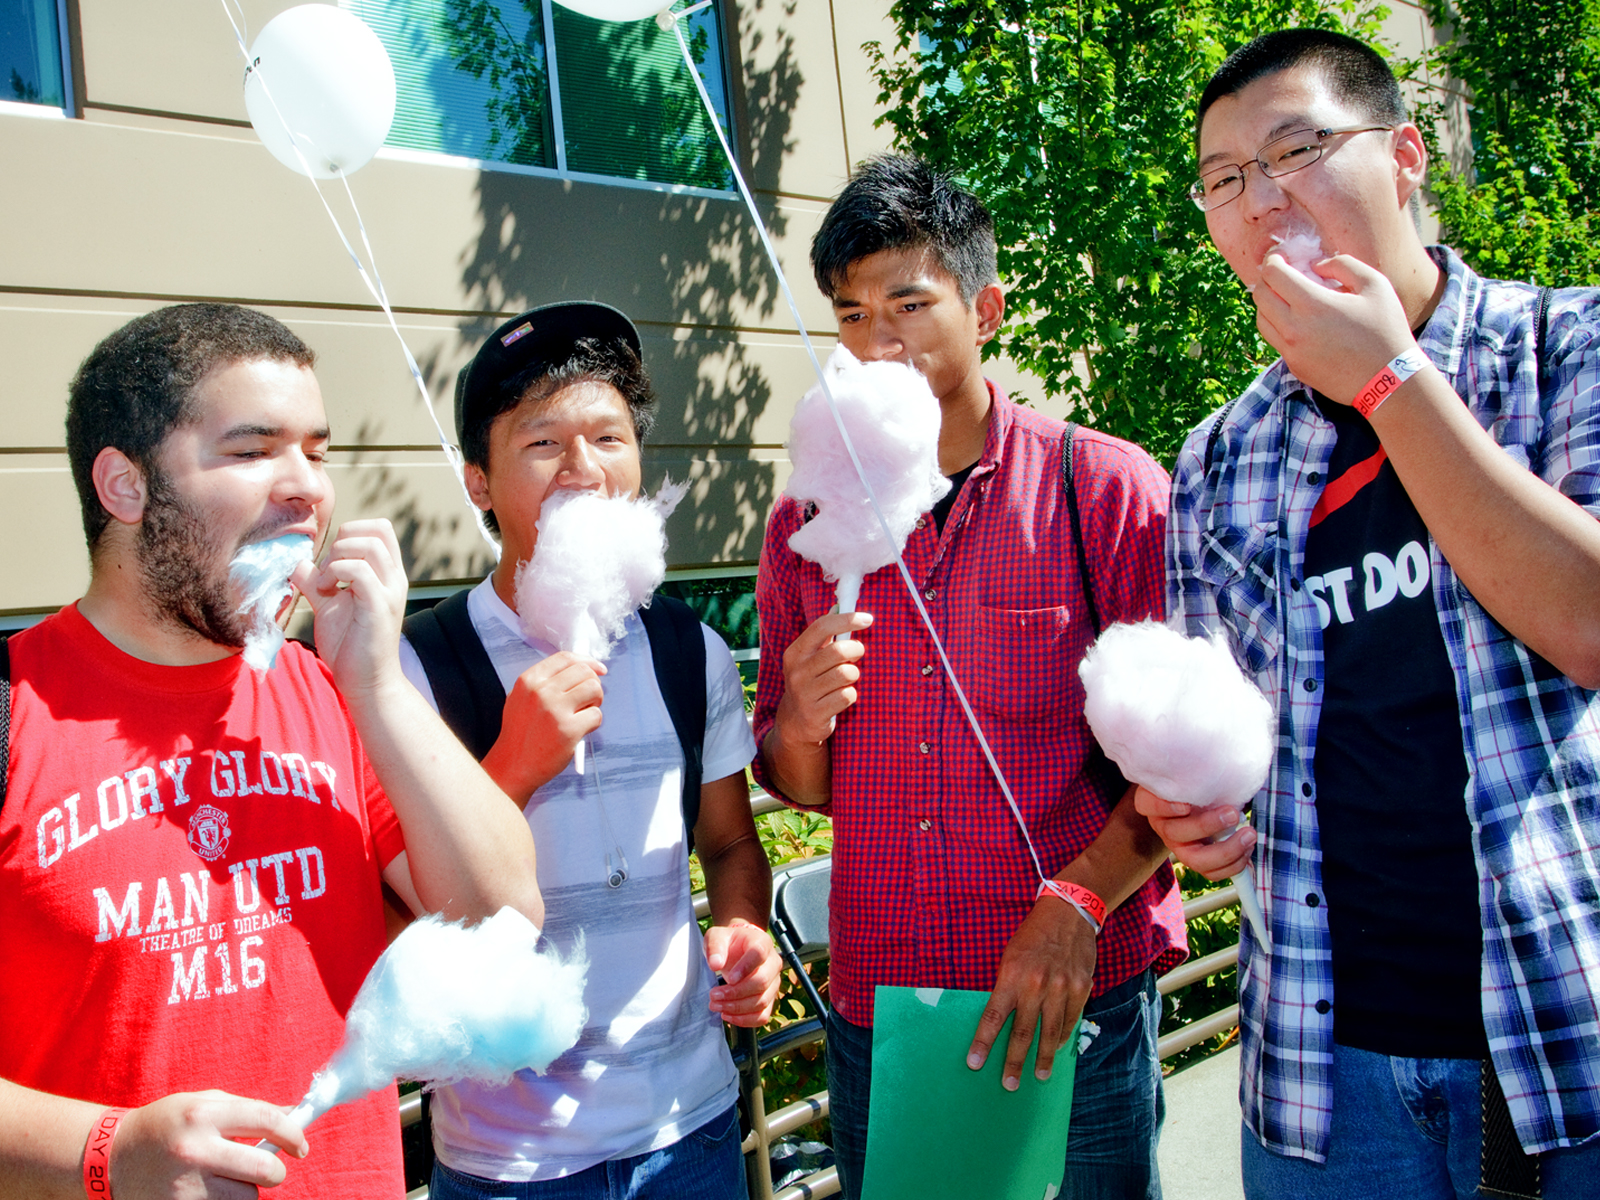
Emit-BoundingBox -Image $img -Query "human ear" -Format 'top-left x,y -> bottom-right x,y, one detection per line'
974,283 -> 1006,345
464,461 -> 494,513
91,448 -> 147,526
1392,122 -> 1428,208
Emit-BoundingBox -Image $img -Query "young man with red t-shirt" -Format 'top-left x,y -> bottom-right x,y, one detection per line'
0,304 -> 542,1199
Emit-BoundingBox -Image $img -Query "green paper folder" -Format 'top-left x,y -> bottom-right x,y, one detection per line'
861,986 -> 1080,1200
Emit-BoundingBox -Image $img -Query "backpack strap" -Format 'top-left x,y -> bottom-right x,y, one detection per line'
1203,394 -> 1243,481
1062,427 -> 1127,812
639,595 -> 707,845
1535,285 -> 1554,401
401,590 -> 505,762
1,635 -> 9,812
1061,423 -> 1102,636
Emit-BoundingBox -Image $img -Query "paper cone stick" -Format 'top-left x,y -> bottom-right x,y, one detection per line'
834,572 -> 864,643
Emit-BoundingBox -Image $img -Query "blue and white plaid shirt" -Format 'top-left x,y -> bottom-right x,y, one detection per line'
1168,246 -> 1600,1160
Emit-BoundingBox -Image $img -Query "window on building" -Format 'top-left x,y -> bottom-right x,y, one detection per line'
0,0 -> 68,109
346,0 -> 734,191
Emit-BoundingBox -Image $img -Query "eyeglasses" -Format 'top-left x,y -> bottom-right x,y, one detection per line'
1188,125 -> 1393,212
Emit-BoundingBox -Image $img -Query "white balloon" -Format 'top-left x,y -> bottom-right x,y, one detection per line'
244,5 -> 396,179
550,0 -> 676,20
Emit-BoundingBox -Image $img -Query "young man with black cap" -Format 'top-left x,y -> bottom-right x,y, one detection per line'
398,302 -> 781,1200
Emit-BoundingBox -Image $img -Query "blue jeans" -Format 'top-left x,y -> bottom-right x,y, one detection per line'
827,968 -> 1165,1200
428,1105 -> 745,1200
1241,1043 -> 1600,1199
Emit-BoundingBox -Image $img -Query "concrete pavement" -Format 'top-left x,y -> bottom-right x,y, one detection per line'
1158,1045 -> 1244,1199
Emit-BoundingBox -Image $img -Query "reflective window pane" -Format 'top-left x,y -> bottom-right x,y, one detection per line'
0,0 -> 65,109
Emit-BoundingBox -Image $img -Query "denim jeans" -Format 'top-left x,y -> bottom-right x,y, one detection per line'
827,968 -> 1165,1200
428,1105 -> 745,1200
1241,1043 -> 1600,1199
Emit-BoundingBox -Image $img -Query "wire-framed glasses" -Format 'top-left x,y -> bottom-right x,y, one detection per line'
1188,125 -> 1393,212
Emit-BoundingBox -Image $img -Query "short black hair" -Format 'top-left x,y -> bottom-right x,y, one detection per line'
811,153 -> 998,305
65,304 -> 315,550
1197,28 -> 1407,147
463,335 -> 656,537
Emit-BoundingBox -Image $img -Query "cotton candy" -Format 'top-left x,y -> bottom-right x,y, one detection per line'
285,907 -> 587,1132
514,481 -> 689,661
1078,621 -> 1273,946
1268,215 -> 1341,291
229,533 -> 314,672
784,346 -> 949,614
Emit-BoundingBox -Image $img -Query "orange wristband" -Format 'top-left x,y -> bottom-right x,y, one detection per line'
1037,879 -> 1107,934
1352,349 -> 1428,418
83,1107 -> 127,1200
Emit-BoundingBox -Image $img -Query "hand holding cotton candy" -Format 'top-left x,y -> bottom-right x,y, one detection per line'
281,907 -> 587,1135
784,346 -> 950,622
1078,621 -> 1273,947
230,533 -> 314,672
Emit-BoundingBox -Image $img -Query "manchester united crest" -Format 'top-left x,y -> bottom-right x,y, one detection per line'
187,805 -> 232,862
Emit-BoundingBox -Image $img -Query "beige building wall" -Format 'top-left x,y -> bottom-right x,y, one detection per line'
0,2 -> 1462,624
0,0 -> 917,621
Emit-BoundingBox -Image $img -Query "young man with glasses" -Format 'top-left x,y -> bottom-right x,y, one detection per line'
1138,28 -> 1600,1198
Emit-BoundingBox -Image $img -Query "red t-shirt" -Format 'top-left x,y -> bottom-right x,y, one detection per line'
0,605 -> 407,1197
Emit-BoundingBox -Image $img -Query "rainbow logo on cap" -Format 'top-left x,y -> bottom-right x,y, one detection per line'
500,321 -> 534,347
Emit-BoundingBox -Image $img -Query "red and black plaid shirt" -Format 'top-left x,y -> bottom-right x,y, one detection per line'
754,385 -> 1188,1024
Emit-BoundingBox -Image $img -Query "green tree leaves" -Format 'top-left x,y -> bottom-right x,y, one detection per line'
1420,0 -> 1600,286
869,2 -> 1391,464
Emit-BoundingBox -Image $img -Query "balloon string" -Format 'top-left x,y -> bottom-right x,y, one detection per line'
217,1 -> 499,559
668,19 -> 1049,885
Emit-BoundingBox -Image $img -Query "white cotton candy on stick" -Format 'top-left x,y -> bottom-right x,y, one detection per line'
1078,621 -> 1274,947
514,481 -> 689,772
279,907 -> 587,1136
230,533 -> 314,672
783,346 -> 950,640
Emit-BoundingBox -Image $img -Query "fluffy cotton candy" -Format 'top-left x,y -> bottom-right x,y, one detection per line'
1268,215 -> 1341,291
229,533 -> 314,672
288,907 -> 587,1131
784,346 -> 949,599
1078,621 -> 1272,808
515,480 -> 690,660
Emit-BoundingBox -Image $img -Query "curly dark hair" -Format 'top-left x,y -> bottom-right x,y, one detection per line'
66,304 -> 315,550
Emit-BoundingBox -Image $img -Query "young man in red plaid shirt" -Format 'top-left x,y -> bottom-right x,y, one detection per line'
753,154 -> 1188,1199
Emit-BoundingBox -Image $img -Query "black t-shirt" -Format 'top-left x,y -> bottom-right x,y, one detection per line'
931,462 -> 977,533
1301,394 -> 1486,1059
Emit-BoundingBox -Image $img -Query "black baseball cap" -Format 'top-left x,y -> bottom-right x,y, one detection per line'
454,301 -> 642,448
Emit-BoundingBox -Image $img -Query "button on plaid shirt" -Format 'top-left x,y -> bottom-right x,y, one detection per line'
1168,246 -> 1600,1159
754,386 -> 1187,1025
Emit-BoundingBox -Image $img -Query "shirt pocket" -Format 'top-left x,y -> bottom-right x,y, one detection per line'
970,604 -> 1079,727
1195,521 -> 1280,678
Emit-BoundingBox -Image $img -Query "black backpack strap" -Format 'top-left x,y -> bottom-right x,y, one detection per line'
1535,285 -> 1554,401
1061,423 -> 1102,637
401,590 -> 506,761
1062,428 -> 1126,812
1,635 -> 9,812
1203,394 -> 1243,481
639,595 -> 707,844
